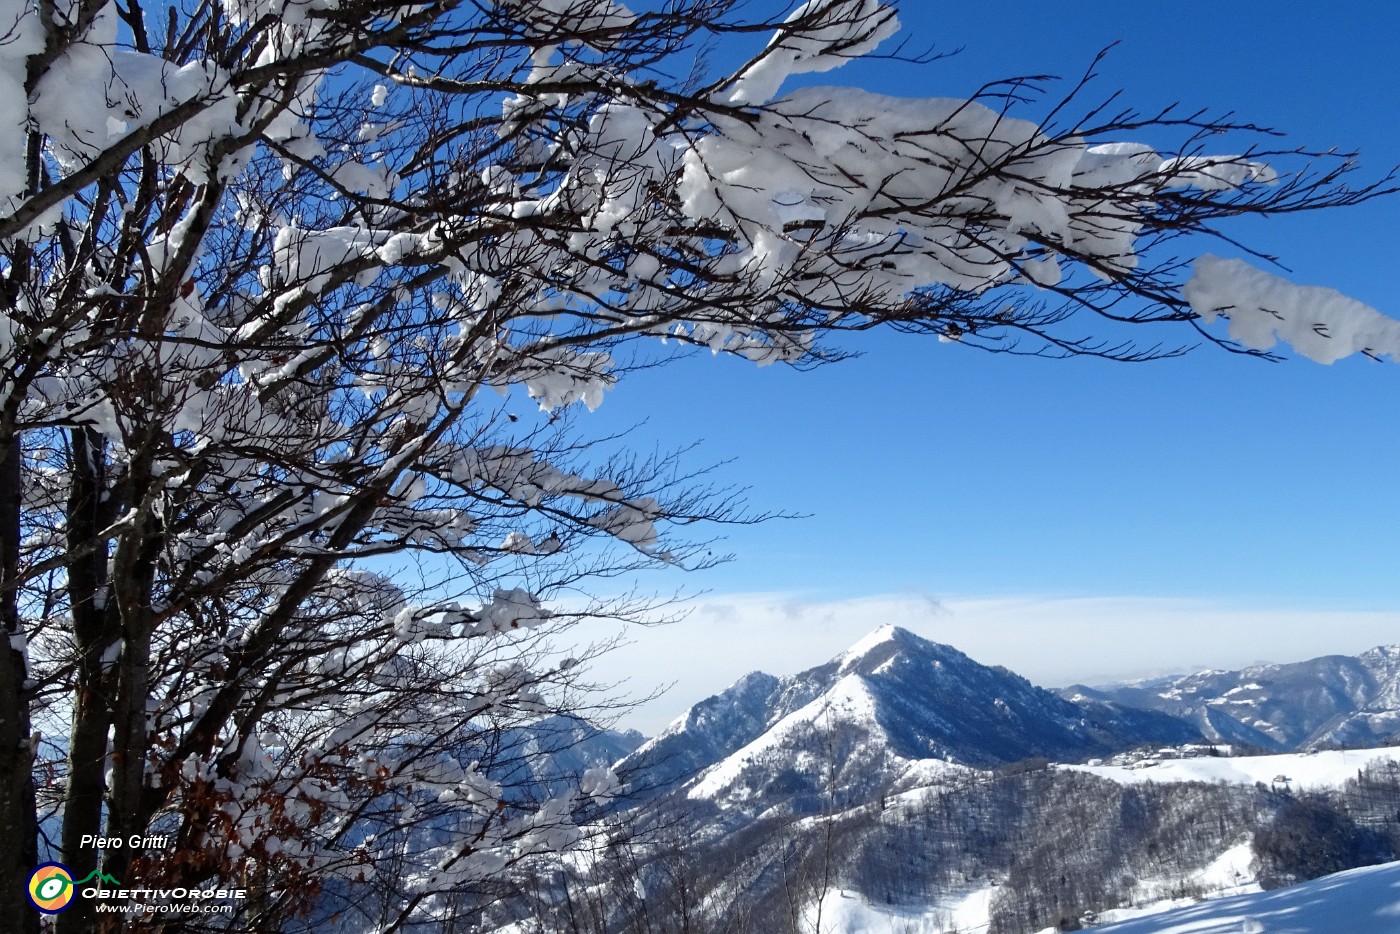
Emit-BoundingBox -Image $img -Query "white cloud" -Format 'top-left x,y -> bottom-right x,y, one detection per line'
570,592 -> 1400,735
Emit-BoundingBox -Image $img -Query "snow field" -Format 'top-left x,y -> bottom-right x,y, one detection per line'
1065,747 -> 1400,790
1086,859 -> 1400,934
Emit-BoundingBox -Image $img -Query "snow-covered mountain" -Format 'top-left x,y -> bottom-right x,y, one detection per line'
503,626 -> 1400,934
617,625 -> 1198,810
495,714 -> 645,800
1062,645 -> 1400,752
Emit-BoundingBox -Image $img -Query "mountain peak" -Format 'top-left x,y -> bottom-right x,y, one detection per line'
618,625 -> 1207,810
1360,644 -> 1400,663
837,624 -> 972,678
841,623 -> 914,657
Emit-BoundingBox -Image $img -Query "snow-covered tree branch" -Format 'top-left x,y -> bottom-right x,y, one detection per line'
0,0 -> 1395,930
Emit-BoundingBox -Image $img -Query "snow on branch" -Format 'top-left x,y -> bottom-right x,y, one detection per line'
1186,256 -> 1400,364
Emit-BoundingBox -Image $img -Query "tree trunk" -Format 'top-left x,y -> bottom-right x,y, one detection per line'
0,438 -> 39,934
57,428 -> 114,934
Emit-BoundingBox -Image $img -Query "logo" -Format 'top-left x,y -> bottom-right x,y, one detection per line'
26,865 -> 124,914
27,863 -> 75,914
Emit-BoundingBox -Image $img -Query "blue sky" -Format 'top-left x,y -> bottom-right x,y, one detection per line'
567,2 -> 1400,731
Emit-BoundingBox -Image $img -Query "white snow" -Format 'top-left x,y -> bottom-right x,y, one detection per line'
811,848 -> 1400,934
1088,859 -> 1400,934
1159,155 -> 1277,191
801,884 -> 997,934
1066,747 -> 1400,788
687,674 -> 882,802
1193,841 -> 1259,897
725,0 -> 900,106
1185,255 -> 1400,363
839,623 -> 903,666
1105,841 -> 1260,918
0,0 -> 41,209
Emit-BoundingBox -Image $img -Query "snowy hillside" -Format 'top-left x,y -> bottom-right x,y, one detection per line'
616,670 -> 786,798
799,885 -> 995,934
792,855 -> 1400,933
787,751 -> 1400,934
1086,859 -> 1400,934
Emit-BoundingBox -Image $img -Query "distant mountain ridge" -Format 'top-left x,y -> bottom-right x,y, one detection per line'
497,714 -> 645,799
1062,644 -> 1400,752
502,631 -> 1400,934
611,631 -> 1400,819
616,625 -> 1199,811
